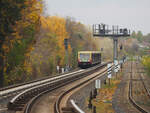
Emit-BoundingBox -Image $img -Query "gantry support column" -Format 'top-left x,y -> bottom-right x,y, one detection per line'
113,37 -> 118,62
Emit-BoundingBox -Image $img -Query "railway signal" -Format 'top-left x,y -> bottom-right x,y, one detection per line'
64,38 -> 69,72
93,24 -> 130,63
120,44 -> 123,50
64,38 -> 68,50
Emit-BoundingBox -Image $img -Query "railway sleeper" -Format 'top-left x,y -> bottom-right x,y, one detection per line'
7,104 -> 24,111
12,104 -> 25,108
61,107 -> 75,113
12,107 -> 24,111
15,100 -> 29,104
16,97 -> 31,103
8,97 -> 33,111
8,87 -> 50,110
62,111 -> 74,113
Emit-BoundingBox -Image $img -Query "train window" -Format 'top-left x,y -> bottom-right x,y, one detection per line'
80,53 -> 90,60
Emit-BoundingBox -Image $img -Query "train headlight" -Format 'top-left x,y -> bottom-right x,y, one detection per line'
89,59 -> 92,63
78,59 -> 80,62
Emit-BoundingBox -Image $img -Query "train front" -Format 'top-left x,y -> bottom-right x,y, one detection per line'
78,51 -> 92,68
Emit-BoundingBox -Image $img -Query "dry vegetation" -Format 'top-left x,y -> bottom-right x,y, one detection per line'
87,73 -> 122,113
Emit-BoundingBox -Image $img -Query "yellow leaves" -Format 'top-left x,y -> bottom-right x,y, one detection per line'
2,44 -> 9,53
142,56 -> 150,67
39,16 -> 70,66
27,47 -> 34,52
1,0 -> 44,85
24,60 -> 32,74
14,0 -> 43,75
40,16 -> 48,29
26,12 -> 39,24
4,67 -> 7,73
41,16 -> 68,37
14,0 -> 43,30
25,53 -> 30,57
2,44 -> 9,51
30,47 -> 34,51
35,0 -> 43,14
68,44 -> 72,54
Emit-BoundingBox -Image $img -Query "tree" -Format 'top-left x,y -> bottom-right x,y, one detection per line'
0,0 -> 26,87
4,0 -> 43,85
131,31 -> 136,38
28,16 -> 70,76
143,33 -> 150,43
136,31 -> 143,42
65,17 -> 97,67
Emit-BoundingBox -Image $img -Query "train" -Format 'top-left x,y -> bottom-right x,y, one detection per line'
78,51 -> 101,68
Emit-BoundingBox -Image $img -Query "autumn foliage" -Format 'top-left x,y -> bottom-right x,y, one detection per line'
0,0 -> 27,86
0,0 -> 43,86
0,1 -> 98,87
142,56 -> 150,75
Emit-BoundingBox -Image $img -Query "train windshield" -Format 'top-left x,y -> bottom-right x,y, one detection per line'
79,53 -> 90,61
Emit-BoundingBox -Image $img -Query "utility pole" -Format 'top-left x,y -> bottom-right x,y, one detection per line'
93,24 -> 130,63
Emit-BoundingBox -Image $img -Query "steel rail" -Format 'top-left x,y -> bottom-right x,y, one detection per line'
7,69 -> 84,110
54,63 -> 113,113
23,62 -> 110,113
9,62 -> 109,111
0,68 -> 80,97
128,61 -> 149,113
138,69 -> 150,99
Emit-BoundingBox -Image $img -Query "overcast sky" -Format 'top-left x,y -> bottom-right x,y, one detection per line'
44,0 -> 150,34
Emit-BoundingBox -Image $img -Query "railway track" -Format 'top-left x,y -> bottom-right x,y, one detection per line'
7,62 -> 111,112
20,62 -> 112,113
7,69 -> 85,111
54,66 -> 109,113
0,69 -> 82,111
129,61 -> 150,113
0,68 -> 80,99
